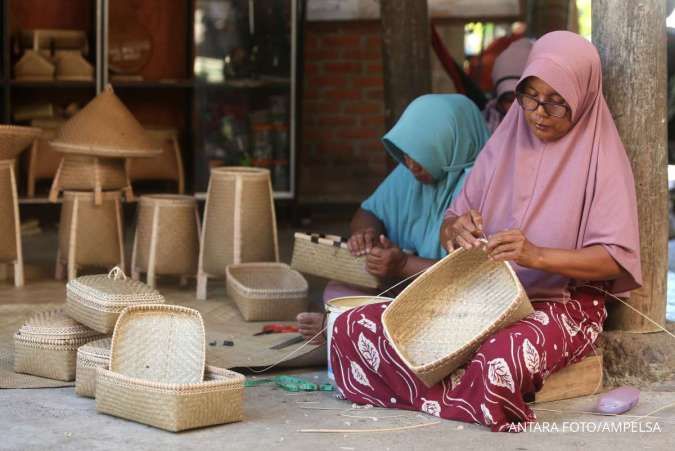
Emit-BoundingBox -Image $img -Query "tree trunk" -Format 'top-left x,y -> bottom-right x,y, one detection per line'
380,0 -> 431,168
593,0 -> 668,332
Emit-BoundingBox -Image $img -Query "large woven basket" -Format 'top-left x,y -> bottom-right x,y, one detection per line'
226,262 -> 309,321
66,267 -> 165,334
0,124 -> 42,160
132,195 -> 199,278
382,245 -> 534,387
75,337 -> 111,397
127,128 -> 185,193
49,154 -> 132,204
54,51 -> 94,81
14,310 -> 104,381
50,85 -> 160,158
96,365 -> 245,432
110,304 -> 206,384
290,232 -> 379,289
14,50 -> 54,81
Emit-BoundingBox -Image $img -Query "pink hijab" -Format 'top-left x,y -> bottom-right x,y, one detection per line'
447,31 -> 642,298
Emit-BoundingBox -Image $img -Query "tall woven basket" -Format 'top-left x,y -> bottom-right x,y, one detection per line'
197,167 -> 279,300
382,245 -> 534,387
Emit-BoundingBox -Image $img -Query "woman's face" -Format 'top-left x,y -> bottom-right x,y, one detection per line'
403,155 -> 433,184
519,76 -> 573,142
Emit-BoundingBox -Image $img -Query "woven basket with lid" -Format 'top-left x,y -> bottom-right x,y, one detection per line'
382,245 -> 534,388
66,267 -> 165,334
75,337 -> 111,397
226,262 -> 309,321
14,310 -> 104,381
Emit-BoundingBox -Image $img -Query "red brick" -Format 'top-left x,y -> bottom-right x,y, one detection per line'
365,62 -> 383,74
352,75 -> 382,88
343,47 -> 381,61
304,62 -> 320,76
305,48 -> 340,61
318,115 -> 357,127
303,127 -> 334,143
323,61 -> 362,74
322,34 -> 362,48
364,88 -> 384,101
303,86 -> 321,100
317,140 -> 354,155
303,101 -> 342,115
365,35 -> 381,48
304,32 -> 321,50
307,75 -> 349,89
324,88 -> 361,101
339,126 -> 381,140
344,101 -> 381,115
360,114 -> 386,127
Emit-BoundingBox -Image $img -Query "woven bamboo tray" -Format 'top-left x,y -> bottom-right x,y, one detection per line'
226,262 -> 308,321
66,267 -> 165,334
110,304 -> 206,384
14,310 -> 104,381
382,245 -> 534,387
75,337 -> 111,397
290,232 -> 379,289
96,365 -> 245,432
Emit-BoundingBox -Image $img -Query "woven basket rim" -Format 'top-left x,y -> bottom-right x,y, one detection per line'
139,194 -> 196,206
226,262 -> 308,298
293,231 -> 349,250
109,304 -> 206,382
210,166 -> 270,177
16,309 -> 100,341
61,190 -> 123,201
78,337 -> 111,359
97,365 -> 244,392
325,295 -> 394,312
67,273 -> 164,304
49,140 -> 161,158
382,246 -> 529,374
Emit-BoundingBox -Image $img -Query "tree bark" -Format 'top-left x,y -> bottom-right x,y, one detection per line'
593,0 -> 668,332
380,0 -> 431,168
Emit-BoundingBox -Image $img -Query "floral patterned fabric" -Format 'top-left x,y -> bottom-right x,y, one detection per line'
330,289 -> 605,432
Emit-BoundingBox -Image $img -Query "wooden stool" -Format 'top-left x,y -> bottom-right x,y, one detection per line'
56,190 -> 125,281
0,160 -> 25,287
533,355 -> 603,403
196,167 -> 279,300
131,195 -> 200,288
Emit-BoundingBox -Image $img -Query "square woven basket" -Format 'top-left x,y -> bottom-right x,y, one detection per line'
226,262 -> 308,321
382,245 -> 534,387
290,232 -> 379,289
96,365 -> 245,432
14,310 -> 104,381
65,267 -> 165,334
75,337 -> 111,398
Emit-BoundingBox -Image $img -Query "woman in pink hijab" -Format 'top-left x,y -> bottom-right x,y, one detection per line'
483,37 -> 534,134
329,31 -> 641,432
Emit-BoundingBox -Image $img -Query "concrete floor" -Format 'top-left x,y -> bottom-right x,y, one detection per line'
1,219 -> 674,450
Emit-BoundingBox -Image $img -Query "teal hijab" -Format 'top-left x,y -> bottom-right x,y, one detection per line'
361,94 -> 489,259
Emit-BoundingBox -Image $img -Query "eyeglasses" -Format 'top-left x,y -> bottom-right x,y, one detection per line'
516,92 -> 570,118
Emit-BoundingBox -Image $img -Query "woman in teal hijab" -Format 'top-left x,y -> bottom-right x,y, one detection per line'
298,94 -> 489,342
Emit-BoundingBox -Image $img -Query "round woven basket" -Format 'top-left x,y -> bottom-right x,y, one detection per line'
55,154 -> 129,191
50,85 -> 160,158
58,191 -> 124,270
382,245 -> 534,388
133,194 -> 199,276
0,124 -> 41,160
199,167 -> 279,277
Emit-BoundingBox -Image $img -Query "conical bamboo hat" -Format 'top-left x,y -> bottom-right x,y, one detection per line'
50,85 -> 160,158
0,125 -> 41,160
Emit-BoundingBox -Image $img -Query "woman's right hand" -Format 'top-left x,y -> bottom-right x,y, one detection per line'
441,210 -> 485,251
348,228 -> 379,256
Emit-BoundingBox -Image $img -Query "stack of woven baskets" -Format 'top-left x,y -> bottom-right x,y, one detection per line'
13,268 -> 245,432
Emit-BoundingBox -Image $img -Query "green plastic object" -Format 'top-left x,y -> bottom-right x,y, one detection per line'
244,378 -> 274,387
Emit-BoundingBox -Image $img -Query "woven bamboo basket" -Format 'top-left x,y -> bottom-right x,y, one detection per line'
57,191 -> 125,281
197,167 -> 279,300
382,245 -> 534,387
49,154 -> 132,204
0,125 -> 43,160
14,50 -> 55,81
290,232 -> 379,289
126,128 -> 185,194
14,310 -> 104,381
66,267 -> 165,334
110,304 -> 206,384
50,85 -> 160,158
26,119 -> 64,197
226,262 -> 308,321
75,337 -> 111,397
131,195 -> 199,287
54,51 -> 94,81
96,365 -> 245,432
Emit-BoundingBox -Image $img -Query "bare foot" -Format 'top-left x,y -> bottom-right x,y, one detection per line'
296,312 -> 326,344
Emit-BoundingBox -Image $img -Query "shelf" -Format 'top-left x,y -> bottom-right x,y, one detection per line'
9,80 -> 95,88
194,77 -> 291,90
110,79 -> 194,89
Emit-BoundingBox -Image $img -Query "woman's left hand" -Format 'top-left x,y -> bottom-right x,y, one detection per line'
366,235 -> 408,279
486,229 -> 541,268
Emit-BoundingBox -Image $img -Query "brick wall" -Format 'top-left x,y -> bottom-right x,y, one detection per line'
299,22 -> 388,204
